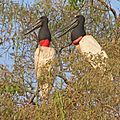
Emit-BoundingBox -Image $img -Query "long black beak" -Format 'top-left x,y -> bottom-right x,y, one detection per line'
55,18 -> 78,38
23,18 -> 43,36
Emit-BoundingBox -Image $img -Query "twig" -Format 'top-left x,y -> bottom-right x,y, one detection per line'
59,42 -> 72,53
98,0 -> 117,19
57,74 -> 69,84
0,46 -> 11,57
104,105 -> 118,113
28,90 -> 38,104
31,31 -> 39,48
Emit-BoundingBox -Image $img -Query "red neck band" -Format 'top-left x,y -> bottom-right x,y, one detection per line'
72,36 -> 83,45
39,39 -> 50,47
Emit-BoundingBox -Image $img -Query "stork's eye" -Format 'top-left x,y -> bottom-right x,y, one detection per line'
40,16 -> 44,19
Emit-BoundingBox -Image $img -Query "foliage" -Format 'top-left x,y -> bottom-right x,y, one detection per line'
0,0 -> 120,119
68,0 -> 85,9
0,41 -> 120,120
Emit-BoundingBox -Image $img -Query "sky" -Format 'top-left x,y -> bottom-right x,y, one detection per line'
13,0 -> 120,15
111,0 -> 120,14
13,0 -> 34,5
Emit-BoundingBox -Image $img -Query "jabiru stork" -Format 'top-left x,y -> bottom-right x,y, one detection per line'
24,16 -> 56,100
56,15 -> 113,80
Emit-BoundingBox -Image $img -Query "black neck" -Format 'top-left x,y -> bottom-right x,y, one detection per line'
71,23 -> 86,41
38,23 -> 51,41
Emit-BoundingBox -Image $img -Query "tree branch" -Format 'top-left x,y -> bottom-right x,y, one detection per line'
97,0 -> 117,19
57,74 -> 69,84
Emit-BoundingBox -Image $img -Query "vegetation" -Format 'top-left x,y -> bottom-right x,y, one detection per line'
0,0 -> 120,119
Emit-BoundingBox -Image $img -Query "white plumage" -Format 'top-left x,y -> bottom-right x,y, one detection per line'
34,46 -> 56,100
78,35 -> 108,69
76,35 -> 113,80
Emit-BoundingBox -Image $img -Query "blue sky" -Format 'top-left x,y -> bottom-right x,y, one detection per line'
13,0 -> 34,4
15,0 -> 119,14
111,0 -> 120,14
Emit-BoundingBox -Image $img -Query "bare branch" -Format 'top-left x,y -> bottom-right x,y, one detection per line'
57,74 -> 69,84
98,0 -> 117,19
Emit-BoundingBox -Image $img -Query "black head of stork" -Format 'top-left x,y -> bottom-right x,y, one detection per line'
71,15 -> 86,42
24,16 -> 51,43
56,15 -> 86,43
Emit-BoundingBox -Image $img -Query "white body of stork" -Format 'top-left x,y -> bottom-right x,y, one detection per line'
77,35 -> 108,68
34,46 -> 56,100
76,35 -> 113,80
